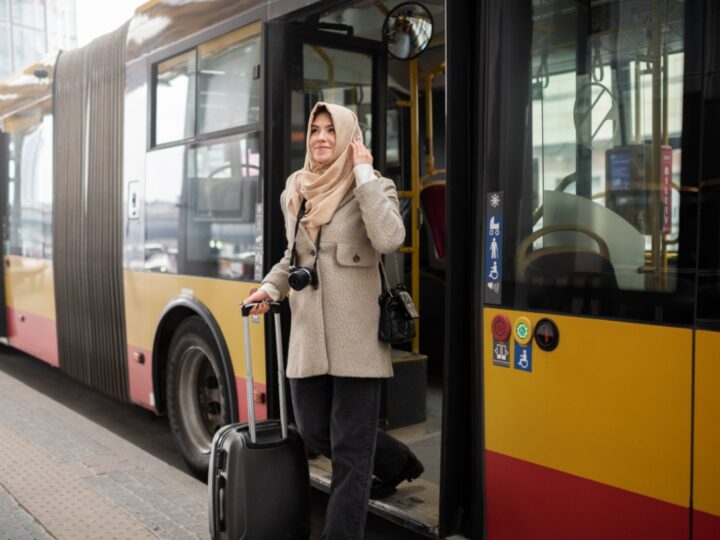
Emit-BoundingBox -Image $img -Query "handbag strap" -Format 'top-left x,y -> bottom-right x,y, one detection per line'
289,200 -> 306,268
379,258 -> 393,296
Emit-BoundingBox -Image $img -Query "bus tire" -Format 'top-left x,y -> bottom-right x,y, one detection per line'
166,316 -> 231,479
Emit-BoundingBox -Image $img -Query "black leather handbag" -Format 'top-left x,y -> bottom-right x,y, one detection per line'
378,259 -> 418,345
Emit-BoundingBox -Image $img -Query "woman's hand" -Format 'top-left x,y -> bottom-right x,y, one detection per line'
241,288 -> 271,315
351,139 -> 373,167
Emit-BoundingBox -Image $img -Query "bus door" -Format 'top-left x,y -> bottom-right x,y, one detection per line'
264,15 -> 388,332
263,13 -> 388,416
264,6 -> 450,536
480,1 -> 701,538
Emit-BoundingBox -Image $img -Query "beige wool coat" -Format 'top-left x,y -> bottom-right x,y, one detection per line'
261,174 -> 405,379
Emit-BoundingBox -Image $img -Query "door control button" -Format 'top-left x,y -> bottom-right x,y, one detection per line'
491,314 -> 511,342
514,316 -> 532,346
534,318 -> 559,351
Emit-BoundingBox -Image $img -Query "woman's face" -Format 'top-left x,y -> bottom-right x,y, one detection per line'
309,112 -> 336,164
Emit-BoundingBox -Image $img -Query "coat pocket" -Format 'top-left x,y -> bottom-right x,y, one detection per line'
335,243 -> 378,268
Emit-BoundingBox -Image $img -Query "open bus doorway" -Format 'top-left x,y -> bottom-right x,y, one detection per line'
266,1 -> 446,535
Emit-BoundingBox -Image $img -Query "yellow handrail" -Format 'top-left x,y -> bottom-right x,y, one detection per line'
424,61 -> 445,178
409,59 -> 420,353
394,60 -> 445,353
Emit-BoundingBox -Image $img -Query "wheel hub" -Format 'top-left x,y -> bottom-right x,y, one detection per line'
177,346 -> 226,454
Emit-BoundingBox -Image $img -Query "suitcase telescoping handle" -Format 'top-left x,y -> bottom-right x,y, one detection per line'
240,302 -> 288,443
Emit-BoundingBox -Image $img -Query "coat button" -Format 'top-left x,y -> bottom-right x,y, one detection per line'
353,254 -> 360,263
310,250 -> 316,256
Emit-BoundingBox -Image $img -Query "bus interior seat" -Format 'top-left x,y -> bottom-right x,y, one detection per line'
516,224 -> 619,292
200,176 -> 257,221
420,180 -> 446,272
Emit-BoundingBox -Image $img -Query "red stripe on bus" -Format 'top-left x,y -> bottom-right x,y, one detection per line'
694,509 -> 720,540
6,307 -> 59,367
236,377 -> 267,423
485,450 -> 688,540
127,346 -> 155,411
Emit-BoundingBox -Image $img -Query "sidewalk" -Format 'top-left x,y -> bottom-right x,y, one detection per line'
0,366 -> 209,540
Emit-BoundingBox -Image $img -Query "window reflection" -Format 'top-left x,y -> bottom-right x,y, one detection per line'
197,28 -> 261,134
155,50 -> 196,145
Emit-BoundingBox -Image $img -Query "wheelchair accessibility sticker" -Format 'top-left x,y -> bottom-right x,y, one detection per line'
485,192 -> 503,304
514,343 -> 532,372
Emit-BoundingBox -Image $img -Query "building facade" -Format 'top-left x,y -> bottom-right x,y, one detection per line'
0,0 -> 76,79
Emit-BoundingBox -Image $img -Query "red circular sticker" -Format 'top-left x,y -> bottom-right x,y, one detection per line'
491,314 -> 511,342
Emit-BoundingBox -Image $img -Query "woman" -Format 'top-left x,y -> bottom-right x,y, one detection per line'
242,102 -> 423,539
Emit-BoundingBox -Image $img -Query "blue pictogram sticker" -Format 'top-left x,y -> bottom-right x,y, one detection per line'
514,343 -> 532,372
485,191 -> 503,304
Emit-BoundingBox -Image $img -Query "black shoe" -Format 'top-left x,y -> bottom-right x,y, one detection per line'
370,452 -> 425,500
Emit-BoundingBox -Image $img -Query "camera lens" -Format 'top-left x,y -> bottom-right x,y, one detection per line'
289,267 -> 312,291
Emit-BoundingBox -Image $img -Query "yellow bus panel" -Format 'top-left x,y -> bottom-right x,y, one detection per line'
484,308 -> 691,507
694,331 -> 720,518
123,270 -> 267,386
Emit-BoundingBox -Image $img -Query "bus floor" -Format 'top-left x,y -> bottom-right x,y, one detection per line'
308,384 -> 443,538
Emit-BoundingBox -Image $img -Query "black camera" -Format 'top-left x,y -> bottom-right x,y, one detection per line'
288,265 -> 318,291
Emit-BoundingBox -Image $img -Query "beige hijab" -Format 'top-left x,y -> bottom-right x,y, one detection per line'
287,102 -> 363,242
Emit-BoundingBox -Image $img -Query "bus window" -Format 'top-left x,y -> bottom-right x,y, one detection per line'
145,133 -> 261,281
4,101 -> 53,259
197,26 -> 261,135
154,23 -> 262,147
186,134 -> 261,280
155,50 -> 196,146
147,21 -> 264,281
145,145 -> 183,274
487,0 -> 691,322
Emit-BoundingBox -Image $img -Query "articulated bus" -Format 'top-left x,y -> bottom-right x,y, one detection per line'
0,0 -> 718,538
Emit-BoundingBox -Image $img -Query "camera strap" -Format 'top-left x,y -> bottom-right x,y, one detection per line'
289,199 -> 322,271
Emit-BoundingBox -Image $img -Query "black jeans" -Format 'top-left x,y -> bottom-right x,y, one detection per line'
290,375 -> 411,540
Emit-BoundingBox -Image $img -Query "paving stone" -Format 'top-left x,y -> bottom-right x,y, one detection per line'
0,369 -> 211,539
0,486 -> 53,540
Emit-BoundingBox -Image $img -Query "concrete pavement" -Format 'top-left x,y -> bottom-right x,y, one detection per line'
0,359 -> 208,540
0,348 -> 434,540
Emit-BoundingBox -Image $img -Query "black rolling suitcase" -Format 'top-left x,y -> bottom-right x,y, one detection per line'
209,302 -> 311,540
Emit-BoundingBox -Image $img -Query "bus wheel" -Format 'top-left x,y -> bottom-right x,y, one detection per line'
166,316 -> 231,479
